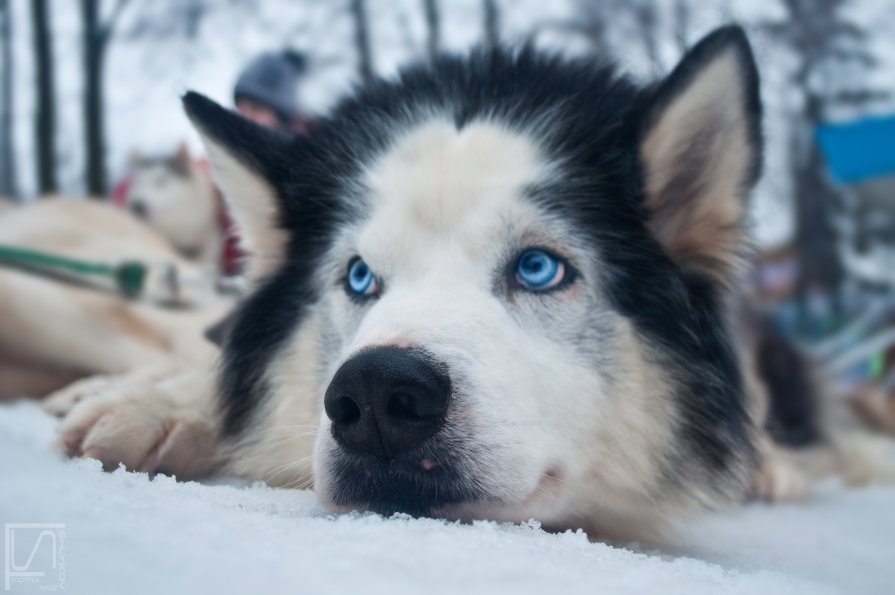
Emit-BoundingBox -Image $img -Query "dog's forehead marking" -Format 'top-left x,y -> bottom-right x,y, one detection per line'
363,118 -> 550,233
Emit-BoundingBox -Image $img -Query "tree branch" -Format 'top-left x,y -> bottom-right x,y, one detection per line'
100,0 -> 131,44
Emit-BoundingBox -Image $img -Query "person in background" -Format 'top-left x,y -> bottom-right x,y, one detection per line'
233,50 -> 311,136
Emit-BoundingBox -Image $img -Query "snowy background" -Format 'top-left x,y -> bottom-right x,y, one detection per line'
4,0 -> 895,247
2,400 -> 894,595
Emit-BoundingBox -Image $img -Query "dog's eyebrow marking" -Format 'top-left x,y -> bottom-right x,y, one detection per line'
363,118 -> 550,233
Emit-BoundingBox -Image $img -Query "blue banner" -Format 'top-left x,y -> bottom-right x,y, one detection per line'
816,114 -> 895,184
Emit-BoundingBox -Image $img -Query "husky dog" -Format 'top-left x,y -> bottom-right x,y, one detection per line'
55,26 -> 788,539
118,144 -> 220,265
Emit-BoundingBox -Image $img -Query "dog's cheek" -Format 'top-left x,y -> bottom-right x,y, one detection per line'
463,337 -> 602,484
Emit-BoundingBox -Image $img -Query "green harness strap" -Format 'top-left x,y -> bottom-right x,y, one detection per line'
0,243 -> 147,297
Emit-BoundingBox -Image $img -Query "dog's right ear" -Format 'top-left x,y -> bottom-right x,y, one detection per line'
638,26 -> 762,287
182,91 -> 292,279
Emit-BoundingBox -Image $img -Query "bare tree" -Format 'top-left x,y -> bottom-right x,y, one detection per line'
32,0 -> 57,195
82,0 -> 131,197
350,0 -> 373,84
761,0 -> 887,323
529,0 -> 611,57
0,0 -> 17,199
422,0 -> 440,64
630,1 -> 661,73
671,0 -> 690,54
482,0 -> 499,52
530,0 -> 653,62
109,0 -> 234,84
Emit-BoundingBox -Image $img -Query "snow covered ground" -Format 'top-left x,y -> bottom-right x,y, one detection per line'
1,399 -> 892,595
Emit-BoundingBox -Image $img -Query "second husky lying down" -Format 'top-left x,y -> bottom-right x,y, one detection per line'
50,26 -> 894,541
0,199 -> 228,399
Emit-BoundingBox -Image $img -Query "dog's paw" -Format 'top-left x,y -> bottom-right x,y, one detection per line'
849,386 -> 895,436
56,384 -> 218,479
43,375 -> 126,418
751,451 -> 811,502
43,365 -> 179,418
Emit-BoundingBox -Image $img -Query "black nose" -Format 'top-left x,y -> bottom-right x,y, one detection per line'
324,347 -> 450,460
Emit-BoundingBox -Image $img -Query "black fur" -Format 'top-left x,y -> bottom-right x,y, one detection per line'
327,432 -> 486,517
756,322 -> 822,447
183,93 -> 364,435
183,25 -> 762,487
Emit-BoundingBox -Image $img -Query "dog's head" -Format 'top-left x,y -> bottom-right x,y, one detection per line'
185,26 -> 762,536
123,144 -> 218,260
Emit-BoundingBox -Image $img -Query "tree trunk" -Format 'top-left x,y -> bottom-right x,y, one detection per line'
483,0 -> 499,52
672,0 -> 689,54
0,0 -> 17,199
792,96 -> 845,331
793,150 -> 845,330
32,0 -> 57,195
422,0 -> 439,64
634,3 -> 661,73
349,0 -> 373,85
82,0 -> 107,197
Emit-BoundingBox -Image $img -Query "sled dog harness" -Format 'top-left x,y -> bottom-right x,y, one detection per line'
0,243 -> 148,297
0,243 -> 244,310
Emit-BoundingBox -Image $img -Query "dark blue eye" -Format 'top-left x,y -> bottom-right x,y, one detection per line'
515,249 -> 566,291
347,258 -> 378,297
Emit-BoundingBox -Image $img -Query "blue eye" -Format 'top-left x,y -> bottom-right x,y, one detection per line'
514,249 -> 566,291
347,258 -> 378,297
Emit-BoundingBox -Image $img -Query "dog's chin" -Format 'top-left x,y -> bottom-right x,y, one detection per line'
434,466 -> 568,525
321,448 -> 484,518
320,448 -> 568,524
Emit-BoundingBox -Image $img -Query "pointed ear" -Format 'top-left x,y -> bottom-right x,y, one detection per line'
171,141 -> 193,175
639,25 -> 762,286
182,92 -> 292,279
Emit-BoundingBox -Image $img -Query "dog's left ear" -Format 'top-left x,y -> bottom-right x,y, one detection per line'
182,92 -> 292,279
169,141 -> 193,176
639,25 -> 762,285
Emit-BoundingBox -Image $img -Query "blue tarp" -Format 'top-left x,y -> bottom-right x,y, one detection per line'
815,114 -> 895,184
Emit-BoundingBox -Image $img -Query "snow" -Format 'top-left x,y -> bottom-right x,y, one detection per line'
1,400 -> 892,595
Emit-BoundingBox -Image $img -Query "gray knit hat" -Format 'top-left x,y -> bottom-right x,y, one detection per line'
233,50 -> 307,120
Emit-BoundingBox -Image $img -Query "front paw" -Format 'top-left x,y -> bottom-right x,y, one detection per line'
751,451 -> 811,502
55,384 -> 218,479
43,375 -> 126,418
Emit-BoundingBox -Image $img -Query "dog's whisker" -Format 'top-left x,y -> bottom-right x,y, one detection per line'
257,455 -> 316,486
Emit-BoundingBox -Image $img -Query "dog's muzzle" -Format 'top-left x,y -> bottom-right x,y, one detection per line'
323,346 -> 478,516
